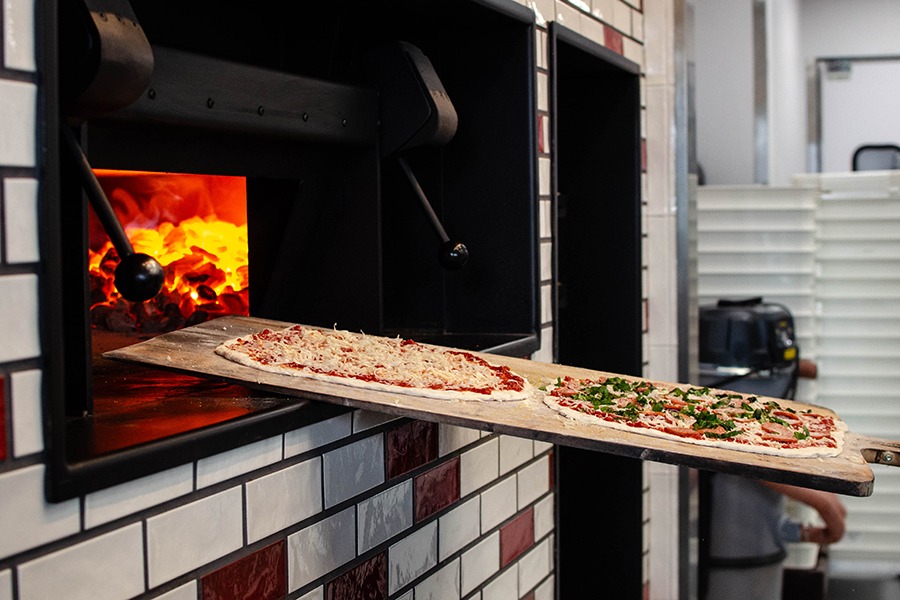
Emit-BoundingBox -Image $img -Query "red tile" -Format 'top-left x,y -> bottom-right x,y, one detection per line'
522,593 -> 535,600
386,420 -> 438,479
201,540 -> 285,600
414,456 -> 460,522
538,115 -> 546,154
604,25 -> 624,56
0,376 -> 6,461
500,508 -> 534,567
326,552 -> 387,600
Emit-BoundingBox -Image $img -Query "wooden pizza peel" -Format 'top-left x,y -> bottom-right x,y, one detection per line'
103,315 -> 900,497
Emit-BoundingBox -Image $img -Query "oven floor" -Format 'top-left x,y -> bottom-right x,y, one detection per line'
66,355 -> 302,461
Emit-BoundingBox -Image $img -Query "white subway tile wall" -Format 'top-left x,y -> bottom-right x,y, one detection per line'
322,434 -> 385,507
152,582 -> 198,600
0,571 -> 10,600
534,439 -> 553,454
146,487 -> 244,587
534,325 -> 555,363
459,436 -> 500,497
534,574 -> 556,600
245,457 -> 323,543
516,454 -> 551,509
438,423 -> 481,456
540,239 -> 553,281
539,197 -> 552,238
0,79 -> 36,166
498,434 -> 534,475
353,408 -> 401,432
0,274 -> 40,362
388,521 -> 439,594
298,587 -> 325,600
518,536 -> 554,596
460,532 -> 501,595
284,410 -> 353,457
612,0 -> 633,34
555,1 -> 584,30
3,178 -> 39,263
538,156 -> 552,197
196,435 -> 283,488
414,558 -> 460,600
10,367 -> 41,456
536,48 -> 553,367
482,565 -> 518,600
534,493 -> 555,539
642,0 -> 681,593
0,1 -> 662,597
18,524 -> 145,600
481,475 -> 518,533
0,465 -> 80,559
288,507 -> 357,591
438,496 -> 481,560
540,282 -> 554,325
357,479 -> 414,554
2,0 -> 36,72
581,13 -> 606,44
84,464 -> 194,529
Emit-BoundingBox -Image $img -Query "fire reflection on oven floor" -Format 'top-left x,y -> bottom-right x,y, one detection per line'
70,331 -> 300,460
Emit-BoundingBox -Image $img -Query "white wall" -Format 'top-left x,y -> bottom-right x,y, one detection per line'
819,58 -> 900,172
800,0 -> 900,60
692,0 -> 756,185
693,0 -> 900,185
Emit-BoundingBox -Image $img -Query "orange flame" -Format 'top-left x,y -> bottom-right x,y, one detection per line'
88,171 -> 249,333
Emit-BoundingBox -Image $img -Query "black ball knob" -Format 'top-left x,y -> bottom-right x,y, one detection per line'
439,240 -> 469,270
114,253 -> 165,302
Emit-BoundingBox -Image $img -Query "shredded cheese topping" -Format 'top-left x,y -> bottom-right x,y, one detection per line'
216,325 -> 527,397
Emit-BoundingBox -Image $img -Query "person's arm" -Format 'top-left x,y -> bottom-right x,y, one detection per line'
798,358 -> 818,379
762,481 -> 847,545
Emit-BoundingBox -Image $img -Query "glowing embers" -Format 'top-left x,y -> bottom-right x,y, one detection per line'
88,170 -> 249,334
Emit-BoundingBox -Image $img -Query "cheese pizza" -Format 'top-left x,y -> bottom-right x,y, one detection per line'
215,324 -> 531,401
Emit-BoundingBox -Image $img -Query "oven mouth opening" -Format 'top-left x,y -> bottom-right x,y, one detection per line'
76,169 -> 296,461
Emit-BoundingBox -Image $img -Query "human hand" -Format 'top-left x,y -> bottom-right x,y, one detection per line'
763,482 -> 848,545
803,492 -> 847,545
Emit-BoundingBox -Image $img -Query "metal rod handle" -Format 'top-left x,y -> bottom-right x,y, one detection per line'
61,125 -> 165,302
397,156 -> 449,243
61,125 -> 135,258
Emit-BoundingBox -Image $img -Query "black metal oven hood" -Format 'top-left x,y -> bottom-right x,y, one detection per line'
99,46 -> 379,147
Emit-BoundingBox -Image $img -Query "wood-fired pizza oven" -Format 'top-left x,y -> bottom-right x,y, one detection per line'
45,0 -> 539,500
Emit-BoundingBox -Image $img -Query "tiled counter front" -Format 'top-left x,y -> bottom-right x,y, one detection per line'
0,410 -> 554,599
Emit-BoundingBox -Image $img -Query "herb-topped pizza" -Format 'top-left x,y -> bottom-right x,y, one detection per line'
215,324 -> 532,401
543,375 -> 847,457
